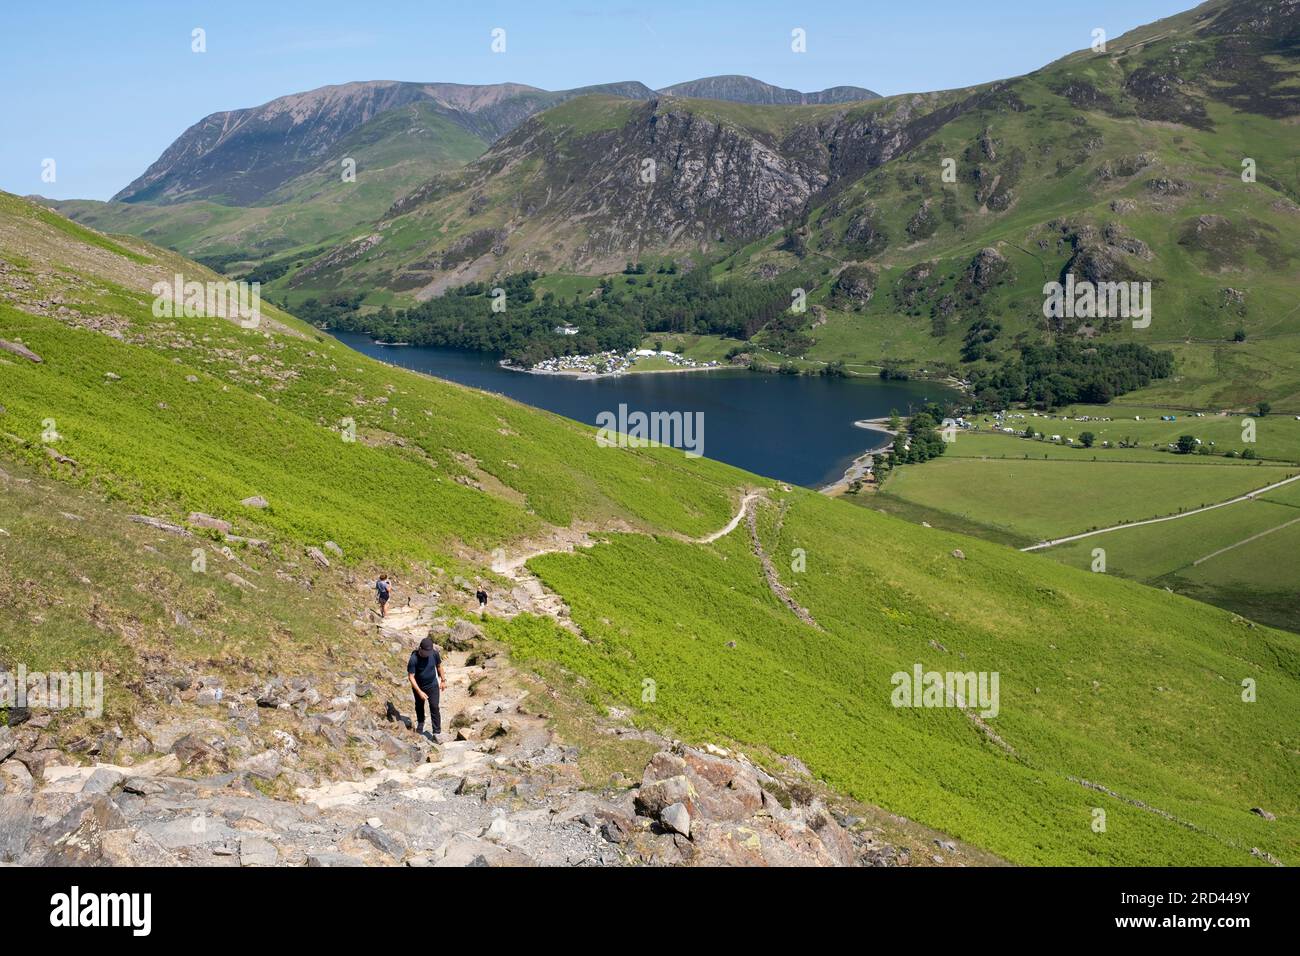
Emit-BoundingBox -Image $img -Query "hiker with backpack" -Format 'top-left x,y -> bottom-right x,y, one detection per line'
375,573 -> 391,618
406,636 -> 446,739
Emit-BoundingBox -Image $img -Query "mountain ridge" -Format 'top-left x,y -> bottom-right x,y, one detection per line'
112,75 -> 877,206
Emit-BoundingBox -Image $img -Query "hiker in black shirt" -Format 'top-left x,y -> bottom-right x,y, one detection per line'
406,636 -> 445,738
476,585 -> 488,612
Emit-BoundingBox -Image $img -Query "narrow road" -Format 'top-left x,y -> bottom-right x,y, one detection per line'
1021,472 -> 1300,552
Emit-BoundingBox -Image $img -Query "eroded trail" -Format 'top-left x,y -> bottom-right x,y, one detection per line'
483,490 -> 825,636
484,490 -> 765,633
743,497 -> 822,629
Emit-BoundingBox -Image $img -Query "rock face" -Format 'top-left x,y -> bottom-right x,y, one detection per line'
113,80 -> 662,206
965,247 -> 1013,293
831,266 -> 878,308
364,90 -> 964,288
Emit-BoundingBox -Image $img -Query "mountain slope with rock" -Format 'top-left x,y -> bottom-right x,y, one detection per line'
2,91 -> 1298,867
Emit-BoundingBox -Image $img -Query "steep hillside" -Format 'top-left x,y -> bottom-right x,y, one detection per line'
113,81 -> 546,205
276,90 -> 964,297
721,0 -> 1300,408
48,101 -> 489,263
1,193 -> 1296,865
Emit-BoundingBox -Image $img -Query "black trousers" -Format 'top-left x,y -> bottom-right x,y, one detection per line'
413,684 -> 440,733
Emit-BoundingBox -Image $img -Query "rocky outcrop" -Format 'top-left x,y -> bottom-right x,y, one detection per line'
963,247 -> 1014,294
2,589 -> 965,868
831,266 -> 878,309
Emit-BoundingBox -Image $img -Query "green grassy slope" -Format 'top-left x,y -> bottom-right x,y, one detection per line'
498,488 -> 1298,865
2,193 -> 1297,865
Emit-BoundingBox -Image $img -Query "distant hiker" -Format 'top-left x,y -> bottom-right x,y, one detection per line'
407,636 -> 446,739
375,573 -> 391,618
476,585 -> 488,610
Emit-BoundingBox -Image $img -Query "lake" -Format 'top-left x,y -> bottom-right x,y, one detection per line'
329,332 -> 956,487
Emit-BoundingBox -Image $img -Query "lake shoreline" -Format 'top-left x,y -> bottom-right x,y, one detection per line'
820,418 -> 898,495
498,359 -> 728,380
326,331 -> 954,489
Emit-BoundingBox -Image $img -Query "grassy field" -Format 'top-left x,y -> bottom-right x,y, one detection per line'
637,332 -> 742,364
1038,477 -> 1300,631
0,457 -> 367,730
882,455 -> 1296,542
944,431 -> 1275,465
972,405 -> 1300,462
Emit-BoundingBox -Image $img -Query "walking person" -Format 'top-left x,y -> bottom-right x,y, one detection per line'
375,573 -> 391,618
475,584 -> 488,616
406,636 -> 445,740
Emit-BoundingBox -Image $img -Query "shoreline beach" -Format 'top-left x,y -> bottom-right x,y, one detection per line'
820,418 -> 898,495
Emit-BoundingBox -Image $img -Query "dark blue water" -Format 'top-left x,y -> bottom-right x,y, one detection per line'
329,332 -> 954,487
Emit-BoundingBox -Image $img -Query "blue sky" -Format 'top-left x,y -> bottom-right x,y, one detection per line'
1,0 -> 1194,200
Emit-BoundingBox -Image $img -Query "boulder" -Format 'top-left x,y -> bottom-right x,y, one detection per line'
661,802 -> 692,838
171,733 -> 226,771
43,796 -> 128,865
433,833 -> 536,868
482,816 -> 527,845
350,823 -> 407,860
447,619 -> 483,649
238,835 -> 278,867
188,513 -> 232,533
234,750 -> 282,780
0,339 -> 43,363
240,496 -> 269,510
0,795 -> 34,862
635,774 -> 696,818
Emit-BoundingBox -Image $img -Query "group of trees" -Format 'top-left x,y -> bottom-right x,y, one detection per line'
965,342 -> 1174,410
313,268 -> 812,367
876,405 -> 952,479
